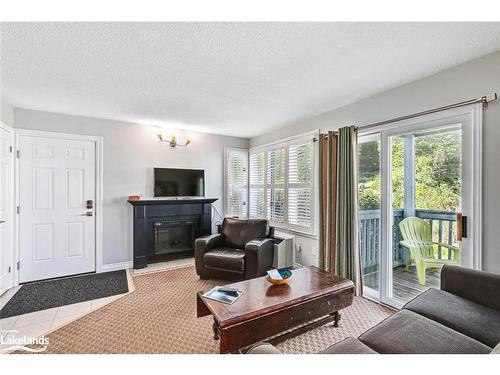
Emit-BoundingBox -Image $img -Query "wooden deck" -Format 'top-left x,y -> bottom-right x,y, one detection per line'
363,266 -> 440,304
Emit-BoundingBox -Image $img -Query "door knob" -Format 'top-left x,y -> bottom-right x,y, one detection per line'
81,212 -> 93,217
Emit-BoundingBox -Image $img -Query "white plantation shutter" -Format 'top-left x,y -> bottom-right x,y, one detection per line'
224,148 -> 248,218
266,147 -> 285,223
246,132 -> 317,235
288,142 -> 313,229
249,151 -> 266,218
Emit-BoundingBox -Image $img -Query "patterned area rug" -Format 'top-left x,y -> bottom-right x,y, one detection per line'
24,266 -> 392,354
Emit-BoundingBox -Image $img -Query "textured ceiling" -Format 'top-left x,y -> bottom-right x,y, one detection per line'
2,22 -> 500,138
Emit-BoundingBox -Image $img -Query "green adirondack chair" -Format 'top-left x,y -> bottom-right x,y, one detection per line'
399,217 -> 461,285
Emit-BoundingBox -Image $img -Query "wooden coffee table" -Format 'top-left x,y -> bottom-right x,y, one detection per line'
196,266 -> 355,353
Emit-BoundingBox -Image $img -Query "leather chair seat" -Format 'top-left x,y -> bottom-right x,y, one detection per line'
204,248 -> 245,272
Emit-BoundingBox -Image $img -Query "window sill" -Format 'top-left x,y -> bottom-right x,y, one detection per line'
273,227 -> 319,240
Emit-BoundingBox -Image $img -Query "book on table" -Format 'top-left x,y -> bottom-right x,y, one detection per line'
202,286 -> 244,305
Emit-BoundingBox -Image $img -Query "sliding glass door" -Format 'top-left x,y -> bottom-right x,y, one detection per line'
359,105 -> 482,308
358,134 -> 381,299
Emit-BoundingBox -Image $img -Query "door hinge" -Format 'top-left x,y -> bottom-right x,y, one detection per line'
16,206 -> 20,214
16,261 -> 20,270
8,266 -> 11,273
9,145 -> 13,153
16,150 -> 20,158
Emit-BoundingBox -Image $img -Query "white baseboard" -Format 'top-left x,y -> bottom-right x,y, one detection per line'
100,261 -> 133,273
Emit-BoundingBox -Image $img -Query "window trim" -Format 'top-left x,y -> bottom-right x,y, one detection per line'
223,147 -> 249,218
249,130 -> 319,236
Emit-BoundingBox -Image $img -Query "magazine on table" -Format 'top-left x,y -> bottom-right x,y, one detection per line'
202,286 -> 244,305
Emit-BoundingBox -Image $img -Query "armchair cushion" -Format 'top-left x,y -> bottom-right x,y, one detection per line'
404,288 -> 500,348
221,218 -> 271,249
204,248 -> 245,272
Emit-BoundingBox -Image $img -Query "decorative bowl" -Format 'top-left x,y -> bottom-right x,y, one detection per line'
265,269 -> 292,285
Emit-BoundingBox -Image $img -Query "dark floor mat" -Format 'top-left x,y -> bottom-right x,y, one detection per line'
0,270 -> 129,318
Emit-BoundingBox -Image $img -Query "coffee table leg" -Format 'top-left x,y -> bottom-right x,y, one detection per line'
333,311 -> 341,327
212,319 -> 221,340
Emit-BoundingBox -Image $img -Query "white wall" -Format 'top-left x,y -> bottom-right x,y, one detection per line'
1,97 -> 14,126
14,109 -> 248,266
251,51 -> 500,273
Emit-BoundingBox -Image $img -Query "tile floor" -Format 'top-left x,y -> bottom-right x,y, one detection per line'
0,269 -> 134,353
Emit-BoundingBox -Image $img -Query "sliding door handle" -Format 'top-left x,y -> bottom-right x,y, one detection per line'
456,213 -> 467,241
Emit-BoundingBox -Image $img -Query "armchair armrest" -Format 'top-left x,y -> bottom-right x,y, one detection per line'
441,265 -> 500,311
195,233 -> 223,252
400,240 -> 430,249
195,234 -> 223,278
433,242 -> 460,251
244,238 -> 274,279
433,242 -> 460,262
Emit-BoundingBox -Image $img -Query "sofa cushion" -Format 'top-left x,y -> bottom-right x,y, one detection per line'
246,342 -> 282,354
441,265 -> 500,311
321,337 -> 377,354
359,309 -> 491,354
491,343 -> 500,354
221,218 -> 270,249
204,248 -> 245,272
404,288 -> 500,348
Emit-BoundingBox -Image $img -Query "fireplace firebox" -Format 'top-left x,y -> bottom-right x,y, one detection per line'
154,221 -> 195,255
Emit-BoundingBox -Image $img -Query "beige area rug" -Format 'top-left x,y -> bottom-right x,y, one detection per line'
26,266 -> 392,354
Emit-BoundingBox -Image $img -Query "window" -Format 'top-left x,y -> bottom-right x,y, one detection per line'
248,134 -> 317,234
288,142 -> 313,228
224,148 -> 248,218
249,151 -> 265,218
266,147 -> 286,223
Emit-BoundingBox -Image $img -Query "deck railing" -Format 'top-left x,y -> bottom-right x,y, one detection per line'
360,209 -> 457,273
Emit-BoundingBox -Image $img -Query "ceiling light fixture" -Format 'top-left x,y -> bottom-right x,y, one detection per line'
157,133 -> 191,148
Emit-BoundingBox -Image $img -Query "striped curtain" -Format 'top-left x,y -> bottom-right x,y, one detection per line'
319,126 -> 363,296
319,131 -> 337,273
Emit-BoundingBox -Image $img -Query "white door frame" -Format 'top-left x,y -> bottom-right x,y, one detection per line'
0,122 -> 15,294
14,129 -> 104,286
359,104 -> 482,309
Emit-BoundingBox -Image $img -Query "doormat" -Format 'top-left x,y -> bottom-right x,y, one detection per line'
0,270 -> 129,319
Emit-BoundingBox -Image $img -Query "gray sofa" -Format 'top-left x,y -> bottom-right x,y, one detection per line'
248,265 -> 500,354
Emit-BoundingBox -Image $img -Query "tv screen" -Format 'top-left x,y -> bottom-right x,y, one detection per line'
154,168 -> 205,197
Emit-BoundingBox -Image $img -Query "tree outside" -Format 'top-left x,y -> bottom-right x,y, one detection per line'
358,129 -> 462,213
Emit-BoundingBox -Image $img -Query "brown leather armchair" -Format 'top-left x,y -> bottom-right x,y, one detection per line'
195,218 -> 275,281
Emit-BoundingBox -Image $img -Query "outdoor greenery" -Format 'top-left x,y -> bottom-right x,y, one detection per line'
359,130 -> 462,212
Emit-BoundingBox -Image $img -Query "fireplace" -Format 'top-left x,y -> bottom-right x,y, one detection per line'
128,198 -> 217,269
154,221 -> 195,255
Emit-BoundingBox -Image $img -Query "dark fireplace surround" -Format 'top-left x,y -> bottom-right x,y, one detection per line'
128,198 -> 217,269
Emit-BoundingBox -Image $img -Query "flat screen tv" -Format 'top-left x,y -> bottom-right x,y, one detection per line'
154,168 -> 205,198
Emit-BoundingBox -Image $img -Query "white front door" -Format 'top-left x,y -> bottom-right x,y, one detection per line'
0,125 -> 14,294
19,135 -> 96,282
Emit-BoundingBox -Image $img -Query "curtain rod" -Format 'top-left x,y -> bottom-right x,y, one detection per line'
359,93 -> 497,131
